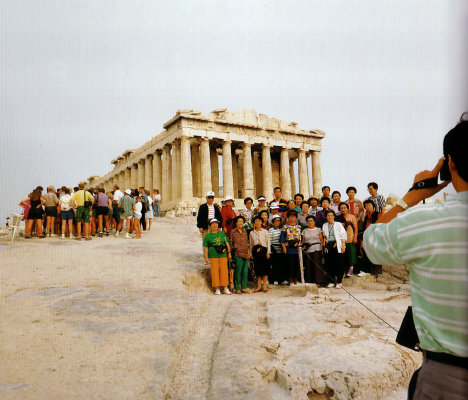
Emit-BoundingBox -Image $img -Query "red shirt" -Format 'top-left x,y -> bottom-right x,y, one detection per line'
221,206 -> 236,238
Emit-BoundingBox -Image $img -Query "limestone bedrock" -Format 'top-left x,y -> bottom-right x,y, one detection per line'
0,217 -> 418,400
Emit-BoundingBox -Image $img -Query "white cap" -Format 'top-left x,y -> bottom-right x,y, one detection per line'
206,191 -> 215,197
225,195 -> 233,201
125,189 -> 132,195
209,218 -> 219,224
270,205 -> 279,210
271,214 -> 282,221
258,196 -> 266,201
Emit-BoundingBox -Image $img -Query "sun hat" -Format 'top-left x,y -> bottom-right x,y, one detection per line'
225,195 -> 233,201
209,218 -> 219,224
271,214 -> 282,221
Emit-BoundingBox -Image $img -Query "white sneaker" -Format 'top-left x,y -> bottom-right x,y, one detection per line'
274,281 -> 278,286
224,287 -> 231,295
282,281 -> 289,285
51,234 -> 57,237
214,289 -> 221,295
327,283 -> 336,288
336,283 -> 343,288
357,271 -> 368,277
126,234 -> 131,239
60,235 -> 65,240
290,283 -> 296,286
115,232 -> 119,237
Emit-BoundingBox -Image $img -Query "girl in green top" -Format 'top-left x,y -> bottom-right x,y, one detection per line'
203,219 -> 232,295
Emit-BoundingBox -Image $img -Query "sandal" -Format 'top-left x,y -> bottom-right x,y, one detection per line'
263,288 -> 269,293
253,289 -> 262,293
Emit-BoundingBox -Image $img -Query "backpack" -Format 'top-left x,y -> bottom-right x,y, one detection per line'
61,195 -> 71,211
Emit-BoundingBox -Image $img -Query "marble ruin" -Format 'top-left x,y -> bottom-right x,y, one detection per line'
84,109 -> 325,214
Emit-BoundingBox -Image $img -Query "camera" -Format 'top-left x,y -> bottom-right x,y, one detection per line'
439,156 -> 451,182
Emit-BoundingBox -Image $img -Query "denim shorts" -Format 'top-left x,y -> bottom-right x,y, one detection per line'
61,209 -> 75,221
133,213 -> 141,220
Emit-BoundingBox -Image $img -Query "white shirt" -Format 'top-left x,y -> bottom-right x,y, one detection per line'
147,197 -> 153,212
153,194 -> 161,201
207,204 -> 215,220
322,222 -> 347,253
134,202 -> 142,216
113,190 -> 124,204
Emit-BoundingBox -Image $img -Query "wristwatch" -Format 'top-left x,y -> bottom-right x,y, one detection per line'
396,198 -> 409,211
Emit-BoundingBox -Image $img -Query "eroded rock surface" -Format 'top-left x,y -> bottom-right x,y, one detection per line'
0,217 -> 420,399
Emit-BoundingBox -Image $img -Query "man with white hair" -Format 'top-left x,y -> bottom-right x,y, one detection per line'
197,191 -> 223,251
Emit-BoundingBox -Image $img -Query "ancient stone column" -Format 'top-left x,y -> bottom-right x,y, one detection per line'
124,168 -> 131,191
167,148 -> 173,202
161,146 -> 171,203
237,154 -> 245,198
210,145 -> 219,197
262,145 -> 273,201
145,156 -> 153,192
242,143 -> 254,199
172,141 -> 180,200
152,151 -> 162,195
253,151 -> 263,197
280,148 -> 292,200
137,160 -> 145,188
298,150 -> 310,199
191,142 -> 202,198
232,152 -> 239,198
130,163 -> 138,188
200,138 -> 212,196
290,159 -> 297,197
222,140 -> 234,198
311,150 -> 322,196
180,137 -> 193,200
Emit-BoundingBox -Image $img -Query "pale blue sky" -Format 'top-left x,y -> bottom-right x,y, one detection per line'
1,1 -> 467,223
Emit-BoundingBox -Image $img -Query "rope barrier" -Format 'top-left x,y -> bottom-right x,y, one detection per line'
300,246 -> 400,333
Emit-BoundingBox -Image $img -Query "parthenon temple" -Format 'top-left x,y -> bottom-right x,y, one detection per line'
84,109 -> 325,213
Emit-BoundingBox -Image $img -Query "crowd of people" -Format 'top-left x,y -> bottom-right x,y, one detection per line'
198,184 -> 387,295
18,180 -> 386,294
18,184 -> 162,240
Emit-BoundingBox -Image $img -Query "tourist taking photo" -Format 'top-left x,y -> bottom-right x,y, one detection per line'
363,113 -> 468,400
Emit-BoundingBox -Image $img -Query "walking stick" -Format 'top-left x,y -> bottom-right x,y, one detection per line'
297,245 -> 307,296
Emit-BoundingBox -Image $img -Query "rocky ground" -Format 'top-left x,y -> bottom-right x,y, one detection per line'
0,218 -> 420,400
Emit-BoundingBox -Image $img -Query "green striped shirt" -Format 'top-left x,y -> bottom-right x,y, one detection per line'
363,191 -> 468,357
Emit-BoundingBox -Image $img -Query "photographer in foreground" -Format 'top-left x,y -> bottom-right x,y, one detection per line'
363,113 -> 468,400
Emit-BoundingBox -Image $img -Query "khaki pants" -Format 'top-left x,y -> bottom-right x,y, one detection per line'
210,257 -> 229,287
202,228 -> 211,254
412,357 -> 468,399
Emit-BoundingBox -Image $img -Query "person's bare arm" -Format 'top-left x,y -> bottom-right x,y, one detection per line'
204,247 -> 209,264
353,218 -> 358,244
39,197 -> 46,207
377,157 -> 449,224
380,206 -> 386,215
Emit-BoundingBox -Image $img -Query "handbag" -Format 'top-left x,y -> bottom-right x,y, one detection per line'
396,306 -> 421,352
83,190 -> 93,208
288,239 -> 300,247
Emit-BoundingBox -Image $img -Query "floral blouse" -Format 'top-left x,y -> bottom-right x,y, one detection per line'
345,199 -> 365,230
230,228 -> 250,259
240,208 -> 254,230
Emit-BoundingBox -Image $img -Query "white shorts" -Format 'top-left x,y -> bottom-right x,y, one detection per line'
145,211 -> 153,219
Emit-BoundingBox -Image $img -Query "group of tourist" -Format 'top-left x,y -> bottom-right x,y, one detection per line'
19,184 -> 162,240
198,184 -> 387,295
